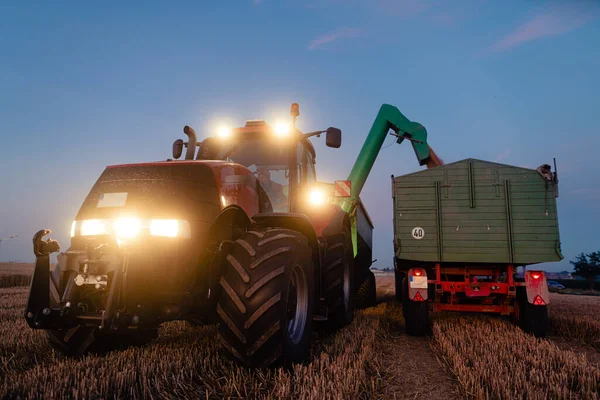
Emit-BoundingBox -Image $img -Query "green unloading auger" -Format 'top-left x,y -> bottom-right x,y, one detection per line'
341,104 -> 438,254
342,104 -> 433,213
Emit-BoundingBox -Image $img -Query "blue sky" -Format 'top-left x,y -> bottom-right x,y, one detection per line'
0,0 -> 599,272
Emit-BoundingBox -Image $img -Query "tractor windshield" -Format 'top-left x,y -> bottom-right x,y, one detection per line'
224,139 -> 291,212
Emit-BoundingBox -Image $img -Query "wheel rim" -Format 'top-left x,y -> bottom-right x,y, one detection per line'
287,264 -> 308,345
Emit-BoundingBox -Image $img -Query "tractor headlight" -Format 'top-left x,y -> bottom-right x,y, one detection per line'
113,218 -> 142,239
80,219 -> 109,236
308,188 -> 328,206
149,219 -> 179,238
72,218 -> 191,239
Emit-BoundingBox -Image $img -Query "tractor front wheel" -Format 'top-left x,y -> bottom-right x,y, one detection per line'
216,228 -> 314,368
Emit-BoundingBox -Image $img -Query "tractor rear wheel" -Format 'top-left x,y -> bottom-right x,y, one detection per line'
355,270 -> 376,309
401,277 -> 429,336
216,228 -> 314,368
394,267 -> 404,303
323,225 -> 355,329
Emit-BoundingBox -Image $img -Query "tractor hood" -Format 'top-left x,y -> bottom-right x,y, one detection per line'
75,162 -> 222,224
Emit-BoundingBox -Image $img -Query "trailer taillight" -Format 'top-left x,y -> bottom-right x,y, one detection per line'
531,273 -> 541,280
414,269 -> 423,276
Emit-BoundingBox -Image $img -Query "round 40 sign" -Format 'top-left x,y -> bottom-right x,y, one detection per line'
412,227 -> 425,240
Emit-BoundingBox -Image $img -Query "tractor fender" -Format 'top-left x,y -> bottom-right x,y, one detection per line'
251,213 -> 321,269
208,205 -> 252,244
321,206 -> 351,238
204,205 -> 253,312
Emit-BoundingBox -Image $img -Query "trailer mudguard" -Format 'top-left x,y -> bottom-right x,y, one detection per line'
407,268 -> 428,301
525,270 -> 550,305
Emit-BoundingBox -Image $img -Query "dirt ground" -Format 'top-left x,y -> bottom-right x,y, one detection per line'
375,274 -> 600,396
374,274 -> 461,400
3,267 -> 598,398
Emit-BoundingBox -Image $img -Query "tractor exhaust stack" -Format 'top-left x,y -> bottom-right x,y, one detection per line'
183,125 -> 198,160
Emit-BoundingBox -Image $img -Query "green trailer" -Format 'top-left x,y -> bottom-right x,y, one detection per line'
393,158 -> 562,337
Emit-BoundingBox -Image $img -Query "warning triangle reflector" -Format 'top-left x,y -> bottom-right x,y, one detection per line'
414,292 -> 424,302
533,295 -> 546,305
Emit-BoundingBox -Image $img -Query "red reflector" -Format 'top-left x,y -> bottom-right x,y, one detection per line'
531,273 -> 541,280
533,295 -> 546,305
414,269 -> 422,276
413,292 -> 424,301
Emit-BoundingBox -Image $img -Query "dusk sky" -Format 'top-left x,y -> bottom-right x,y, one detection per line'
1,0 -> 599,272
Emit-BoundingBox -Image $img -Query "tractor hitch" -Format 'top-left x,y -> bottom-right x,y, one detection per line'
24,229 -> 62,329
24,229 -> 133,331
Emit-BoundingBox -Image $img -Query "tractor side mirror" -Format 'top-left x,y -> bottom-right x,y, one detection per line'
325,127 -> 342,148
172,139 -> 184,159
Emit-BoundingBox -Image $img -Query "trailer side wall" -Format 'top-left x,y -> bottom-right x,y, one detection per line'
393,159 -> 562,266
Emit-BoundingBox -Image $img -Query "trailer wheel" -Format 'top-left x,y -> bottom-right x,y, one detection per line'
514,288 -> 548,338
522,303 -> 548,338
216,228 -> 314,368
401,277 -> 429,336
355,270 -> 376,309
323,225 -> 355,328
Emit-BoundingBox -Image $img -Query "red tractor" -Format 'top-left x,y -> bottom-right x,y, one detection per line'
25,103 -> 383,367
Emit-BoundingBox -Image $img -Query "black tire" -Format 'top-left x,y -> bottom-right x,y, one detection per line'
323,225 -> 355,328
401,277 -> 429,336
514,287 -> 548,338
522,303 -> 548,338
46,266 -> 158,356
394,267 -> 404,303
355,270 -> 376,309
48,327 -> 159,356
216,228 -> 314,368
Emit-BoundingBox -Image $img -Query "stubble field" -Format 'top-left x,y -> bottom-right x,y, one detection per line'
1,264 -> 599,399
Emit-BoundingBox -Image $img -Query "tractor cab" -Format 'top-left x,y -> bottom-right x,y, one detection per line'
173,104 -> 342,214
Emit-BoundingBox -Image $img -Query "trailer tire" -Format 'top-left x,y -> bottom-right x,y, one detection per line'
523,303 -> 548,338
355,270 -> 376,309
323,225 -> 355,329
401,277 -> 429,336
216,228 -> 314,368
514,288 -> 548,338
